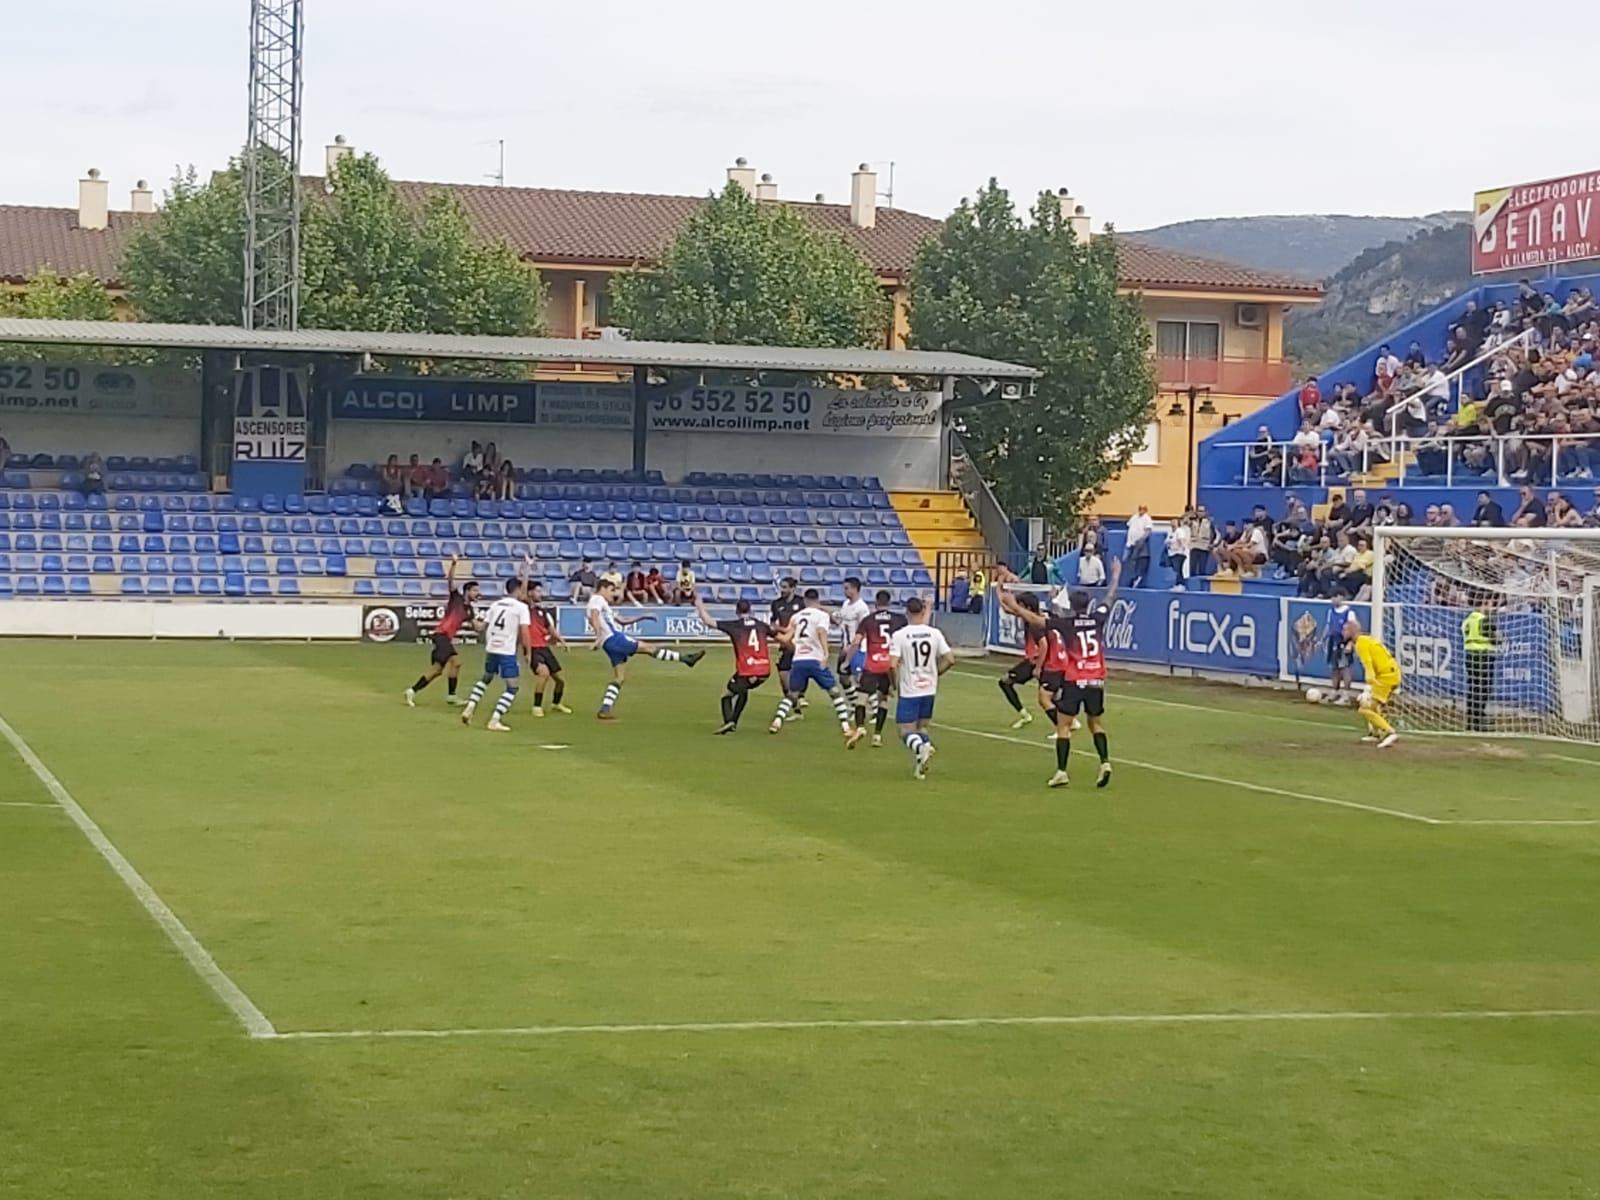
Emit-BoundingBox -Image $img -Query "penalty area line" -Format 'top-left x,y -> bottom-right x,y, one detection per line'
261,1008 -> 1600,1042
933,722 -> 1444,825
0,711 -> 276,1039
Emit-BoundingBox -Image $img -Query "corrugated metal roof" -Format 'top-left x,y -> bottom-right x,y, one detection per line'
0,318 -> 1040,377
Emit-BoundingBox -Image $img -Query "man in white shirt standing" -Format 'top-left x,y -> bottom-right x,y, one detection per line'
888,597 -> 955,779
460,577 -> 532,732
1124,504 -> 1154,589
835,576 -> 872,726
767,588 -> 864,747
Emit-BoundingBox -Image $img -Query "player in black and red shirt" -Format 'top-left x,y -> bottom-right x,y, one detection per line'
997,591 -> 1047,729
525,580 -> 572,717
1000,558 -> 1119,789
693,593 -> 781,733
848,589 -> 906,746
404,556 -> 481,707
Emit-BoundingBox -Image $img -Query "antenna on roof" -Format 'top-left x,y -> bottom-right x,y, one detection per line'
865,160 -> 896,210
482,138 -> 505,186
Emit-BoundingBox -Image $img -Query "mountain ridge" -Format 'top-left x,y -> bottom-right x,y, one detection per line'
1128,212 -> 1467,281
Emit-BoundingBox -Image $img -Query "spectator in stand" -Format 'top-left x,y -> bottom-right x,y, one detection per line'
1404,340 -> 1427,368
1249,425 -> 1282,483
79,451 -> 106,497
460,441 -> 485,488
600,562 -> 625,591
1439,503 -> 1461,527
625,562 -> 652,603
1124,504 -> 1154,588
1165,518 -> 1191,590
1424,504 -> 1441,526
1511,485 -> 1543,527
403,453 -> 426,499
482,441 -> 500,480
1288,437 -> 1321,484
495,459 -> 517,501
1296,533 -> 1334,597
472,469 -> 495,502
1339,534 -> 1375,598
1298,376 -> 1322,415
674,560 -> 696,603
379,454 -> 405,500
1186,504 -> 1214,580
1587,488 -> 1600,527
1269,513 -> 1305,579
424,457 -> 450,500
1218,515 -> 1269,578
568,558 -> 598,602
643,565 -> 671,602
1076,516 -> 1104,558
1472,491 -> 1505,526
1027,546 -> 1051,585
1373,344 -> 1402,396
1551,493 -> 1585,528
1345,488 -> 1374,531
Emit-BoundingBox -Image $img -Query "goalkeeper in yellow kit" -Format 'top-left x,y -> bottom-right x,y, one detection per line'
1345,617 -> 1401,748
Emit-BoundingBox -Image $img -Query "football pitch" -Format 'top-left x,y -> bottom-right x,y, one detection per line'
4,638 -> 1600,1199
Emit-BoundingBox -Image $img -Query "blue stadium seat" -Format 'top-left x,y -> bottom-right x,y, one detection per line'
145,576 -> 171,596
378,579 -> 400,597
375,559 -> 396,577
69,576 -> 91,595
171,577 -> 195,596
277,579 -> 301,596
276,558 -> 298,576
398,560 -> 420,578
248,578 -> 271,596
353,578 -> 374,596
299,557 -> 324,576
246,556 -> 269,575
270,537 -> 293,555
40,553 -> 63,573
121,577 -> 144,595
265,516 -> 289,535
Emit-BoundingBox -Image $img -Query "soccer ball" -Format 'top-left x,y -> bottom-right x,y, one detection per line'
1304,687 -> 1325,704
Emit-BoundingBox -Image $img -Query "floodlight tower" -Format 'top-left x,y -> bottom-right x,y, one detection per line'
244,0 -> 304,330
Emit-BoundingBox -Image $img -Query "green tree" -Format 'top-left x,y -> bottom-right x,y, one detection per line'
123,153 -> 543,342
608,183 -> 889,347
0,269 -> 129,361
909,183 -> 1154,529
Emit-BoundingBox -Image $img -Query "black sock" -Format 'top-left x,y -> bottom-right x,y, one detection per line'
412,675 -> 431,692
1093,731 -> 1109,763
446,675 -> 457,696
874,705 -> 889,733
720,694 -> 734,724
854,704 -> 866,727
732,690 -> 750,723
1056,738 -> 1071,771
534,691 -> 545,706
1045,707 -> 1059,725
553,681 -> 565,704
998,679 -> 1022,711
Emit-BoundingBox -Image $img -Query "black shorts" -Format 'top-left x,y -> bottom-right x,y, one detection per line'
777,646 -> 796,672
529,647 -> 563,675
1056,680 -> 1106,718
429,633 -> 458,665
1006,658 -> 1037,686
728,673 -> 770,693
859,670 -> 892,696
1039,669 -> 1065,696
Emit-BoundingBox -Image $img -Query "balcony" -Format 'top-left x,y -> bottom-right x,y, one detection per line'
1155,356 -> 1291,397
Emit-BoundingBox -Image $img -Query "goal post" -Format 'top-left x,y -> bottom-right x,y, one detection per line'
1371,526 -> 1600,743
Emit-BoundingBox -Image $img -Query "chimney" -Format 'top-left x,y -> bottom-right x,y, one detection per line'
850,163 -> 876,229
814,193 -> 826,204
1058,188 -> 1092,242
726,156 -> 756,196
78,168 -> 109,231
325,134 -> 352,186
130,179 -> 155,214
755,172 -> 778,202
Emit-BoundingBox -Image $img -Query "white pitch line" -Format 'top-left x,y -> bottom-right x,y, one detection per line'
0,712 -> 276,1038
933,722 -> 1444,825
0,801 -> 60,808
1551,754 -> 1600,769
1449,818 -> 1600,827
262,1007 -> 1600,1042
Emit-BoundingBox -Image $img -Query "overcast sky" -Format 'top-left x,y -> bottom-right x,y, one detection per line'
7,0 -> 1584,230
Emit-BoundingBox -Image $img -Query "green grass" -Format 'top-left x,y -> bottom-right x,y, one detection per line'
3,638 -> 1600,1198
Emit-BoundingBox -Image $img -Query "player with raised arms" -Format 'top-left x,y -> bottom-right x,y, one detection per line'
1346,616 -> 1402,748
524,578 -> 572,717
849,588 -> 905,746
888,597 -> 955,779
459,576 -> 532,733
588,577 -> 704,720
767,588 -> 864,747
769,576 -> 805,718
404,555 -> 481,707
692,592 -> 782,734
996,589 -> 1046,728
1001,557 -> 1120,788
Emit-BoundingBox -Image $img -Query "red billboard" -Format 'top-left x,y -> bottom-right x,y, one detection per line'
1471,170 -> 1600,275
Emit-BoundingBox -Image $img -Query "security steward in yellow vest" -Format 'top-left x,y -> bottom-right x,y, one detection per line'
1462,600 -> 1498,733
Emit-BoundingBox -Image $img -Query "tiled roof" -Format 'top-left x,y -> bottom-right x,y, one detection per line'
1,182 -> 1321,298
0,205 -> 148,287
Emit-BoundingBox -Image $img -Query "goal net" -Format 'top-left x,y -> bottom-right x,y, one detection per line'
1371,527 -> 1600,743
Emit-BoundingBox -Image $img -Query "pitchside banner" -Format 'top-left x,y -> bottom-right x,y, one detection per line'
0,363 -> 200,418
646,387 -> 942,437
360,603 -> 731,645
1472,169 -> 1600,274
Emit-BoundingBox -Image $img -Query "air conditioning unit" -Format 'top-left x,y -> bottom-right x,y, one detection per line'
1235,303 -> 1264,329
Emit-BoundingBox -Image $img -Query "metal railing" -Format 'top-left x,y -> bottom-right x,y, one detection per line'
949,429 -> 1024,567
1382,327 -> 1536,440
932,548 -> 994,613
1213,428 -> 1600,490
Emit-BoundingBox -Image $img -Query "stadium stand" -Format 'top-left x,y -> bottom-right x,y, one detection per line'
0,465 -> 938,603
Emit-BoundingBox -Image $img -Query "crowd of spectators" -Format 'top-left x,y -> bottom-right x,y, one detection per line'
1250,283 -> 1600,486
377,442 -> 521,511
566,557 -> 696,604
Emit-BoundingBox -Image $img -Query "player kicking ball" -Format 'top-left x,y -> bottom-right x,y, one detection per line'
524,580 -> 572,717
888,598 -> 955,779
404,557 -> 481,706
459,577 -> 532,732
768,588 -> 864,747
587,578 -> 704,719
1345,616 -> 1402,749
